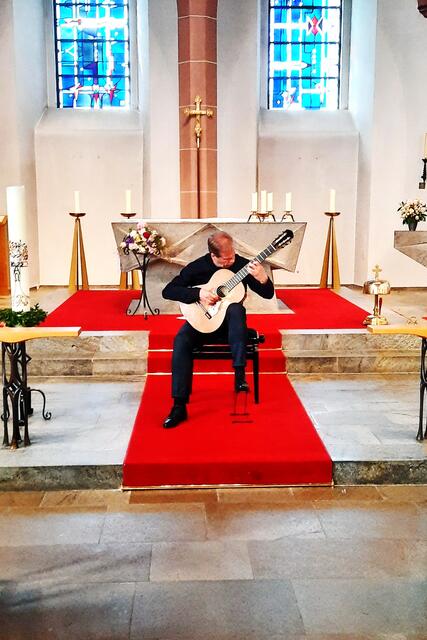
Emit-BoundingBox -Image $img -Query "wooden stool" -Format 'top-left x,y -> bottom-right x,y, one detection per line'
192,329 -> 265,403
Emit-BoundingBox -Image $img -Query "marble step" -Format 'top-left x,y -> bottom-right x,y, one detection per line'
22,330 -> 421,378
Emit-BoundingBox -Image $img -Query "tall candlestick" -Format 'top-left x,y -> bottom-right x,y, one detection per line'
329,188 -> 336,213
6,185 -> 30,312
285,192 -> 292,211
260,190 -> 267,213
424,133 -> 427,159
74,190 -> 80,213
267,192 -> 273,212
251,192 -> 258,212
125,189 -> 132,213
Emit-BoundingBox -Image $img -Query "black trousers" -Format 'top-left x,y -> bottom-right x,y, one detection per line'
171,303 -> 247,401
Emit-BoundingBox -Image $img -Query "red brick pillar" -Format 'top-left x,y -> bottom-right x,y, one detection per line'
177,0 -> 218,218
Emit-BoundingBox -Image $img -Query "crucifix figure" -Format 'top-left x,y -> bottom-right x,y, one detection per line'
184,95 -> 213,149
372,264 -> 382,280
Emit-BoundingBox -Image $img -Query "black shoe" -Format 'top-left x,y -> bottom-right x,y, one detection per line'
235,379 -> 250,393
163,404 -> 188,429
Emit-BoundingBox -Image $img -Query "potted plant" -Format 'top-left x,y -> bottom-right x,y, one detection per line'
397,199 -> 427,230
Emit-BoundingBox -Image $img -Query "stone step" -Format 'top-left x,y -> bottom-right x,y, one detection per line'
21,330 -> 422,378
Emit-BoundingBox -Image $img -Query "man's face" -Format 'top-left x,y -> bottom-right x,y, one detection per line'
211,241 -> 235,268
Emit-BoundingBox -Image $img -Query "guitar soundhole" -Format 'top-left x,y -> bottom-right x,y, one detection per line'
216,285 -> 228,298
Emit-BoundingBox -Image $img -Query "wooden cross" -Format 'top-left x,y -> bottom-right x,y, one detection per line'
372,264 -> 382,280
184,96 -> 213,148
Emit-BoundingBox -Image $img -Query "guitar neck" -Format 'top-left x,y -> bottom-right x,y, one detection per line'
224,244 -> 276,292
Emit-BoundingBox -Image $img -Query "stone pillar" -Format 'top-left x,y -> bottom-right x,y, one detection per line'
177,0 -> 218,218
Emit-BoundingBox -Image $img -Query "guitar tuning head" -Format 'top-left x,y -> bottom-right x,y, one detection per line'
273,229 -> 294,248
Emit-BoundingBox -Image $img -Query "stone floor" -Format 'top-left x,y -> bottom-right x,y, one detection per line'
0,485 -> 426,639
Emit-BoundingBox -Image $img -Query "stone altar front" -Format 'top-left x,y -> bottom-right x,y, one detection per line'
394,230 -> 427,268
112,219 -> 306,314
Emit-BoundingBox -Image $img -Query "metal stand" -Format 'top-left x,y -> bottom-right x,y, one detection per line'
417,338 -> 427,441
247,211 -> 276,222
280,211 -> 295,222
320,211 -> 341,290
119,213 -> 141,290
69,212 -> 89,293
126,252 -> 160,318
2,342 -> 51,449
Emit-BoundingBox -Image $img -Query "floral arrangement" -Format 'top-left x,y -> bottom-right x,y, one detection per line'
397,199 -> 427,226
0,304 -> 47,327
120,222 -> 166,256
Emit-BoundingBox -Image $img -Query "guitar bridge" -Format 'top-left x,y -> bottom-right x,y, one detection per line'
197,302 -> 212,320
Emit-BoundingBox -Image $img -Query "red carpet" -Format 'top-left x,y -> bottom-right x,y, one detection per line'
123,373 -> 332,487
42,288 -> 368,332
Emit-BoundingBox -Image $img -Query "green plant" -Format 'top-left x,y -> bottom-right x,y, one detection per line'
0,304 -> 47,327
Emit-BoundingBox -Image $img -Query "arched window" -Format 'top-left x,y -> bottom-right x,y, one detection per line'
53,0 -> 131,109
268,0 -> 349,110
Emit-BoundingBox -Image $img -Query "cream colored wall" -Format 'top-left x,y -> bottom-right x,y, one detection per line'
2,0 -> 427,287
0,0 -> 46,287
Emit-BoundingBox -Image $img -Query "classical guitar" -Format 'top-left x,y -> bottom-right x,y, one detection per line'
179,229 -> 294,333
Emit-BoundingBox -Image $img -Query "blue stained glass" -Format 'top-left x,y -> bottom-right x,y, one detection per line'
268,0 -> 342,110
54,0 -> 130,109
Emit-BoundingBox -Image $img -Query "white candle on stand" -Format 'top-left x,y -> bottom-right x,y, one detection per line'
329,188 -> 336,213
74,190 -> 80,213
285,192 -> 292,211
251,192 -> 258,212
6,185 -> 30,312
260,190 -> 267,213
125,189 -> 132,213
424,133 -> 427,158
267,192 -> 273,212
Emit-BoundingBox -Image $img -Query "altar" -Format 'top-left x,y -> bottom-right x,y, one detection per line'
112,219 -> 306,315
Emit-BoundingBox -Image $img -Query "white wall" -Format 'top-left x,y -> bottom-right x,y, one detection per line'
217,0 -> 259,217
367,0 -> 427,287
4,0 -> 427,287
0,0 -> 46,286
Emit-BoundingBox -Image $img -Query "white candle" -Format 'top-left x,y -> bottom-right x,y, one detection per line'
74,190 -> 80,213
424,133 -> 427,158
125,189 -> 132,213
251,192 -> 258,212
6,185 -> 30,312
329,188 -> 336,213
267,192 -> 273,212
285,192 -> 292,211
260,190 -> 267,213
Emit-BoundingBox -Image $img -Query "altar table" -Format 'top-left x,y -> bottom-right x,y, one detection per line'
112,219 -> 306,315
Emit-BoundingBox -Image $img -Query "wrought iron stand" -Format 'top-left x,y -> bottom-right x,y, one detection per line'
127,252 -> 160,319
2,342 -> 51,449
418,338 -> 427,441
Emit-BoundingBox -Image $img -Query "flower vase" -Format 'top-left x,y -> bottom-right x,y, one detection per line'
407,221 -> 418,231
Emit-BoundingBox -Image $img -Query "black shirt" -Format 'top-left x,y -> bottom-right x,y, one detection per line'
162,253 -> 275,305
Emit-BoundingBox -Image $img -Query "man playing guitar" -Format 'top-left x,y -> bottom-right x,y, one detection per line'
161,231 -> 274,429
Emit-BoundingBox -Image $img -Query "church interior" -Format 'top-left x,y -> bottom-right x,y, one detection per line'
0,0 -> 426,637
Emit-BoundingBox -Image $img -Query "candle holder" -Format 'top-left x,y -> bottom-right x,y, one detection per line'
419,158 -> 427,189
320,211 -> 341,290
68,212 -> 89,293
247,210 -> 276,223
120,212 -> 137,219
280,210 -> 295,222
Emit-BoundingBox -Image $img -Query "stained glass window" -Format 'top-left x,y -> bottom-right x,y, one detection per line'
268,0 -> 343,110
53,0 -> 131,109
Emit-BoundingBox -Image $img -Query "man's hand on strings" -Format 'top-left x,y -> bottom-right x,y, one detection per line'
248,260 -> 268,284
199,287 -> 220,306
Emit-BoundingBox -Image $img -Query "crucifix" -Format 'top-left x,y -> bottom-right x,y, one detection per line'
184,96 -> 214,218
184,95 -> 213,149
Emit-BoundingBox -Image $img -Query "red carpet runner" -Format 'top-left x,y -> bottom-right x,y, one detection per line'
42,288 -> 368,487
123,317 -> 333,488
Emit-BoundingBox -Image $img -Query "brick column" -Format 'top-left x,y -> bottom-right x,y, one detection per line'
177,0 -> 217,218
